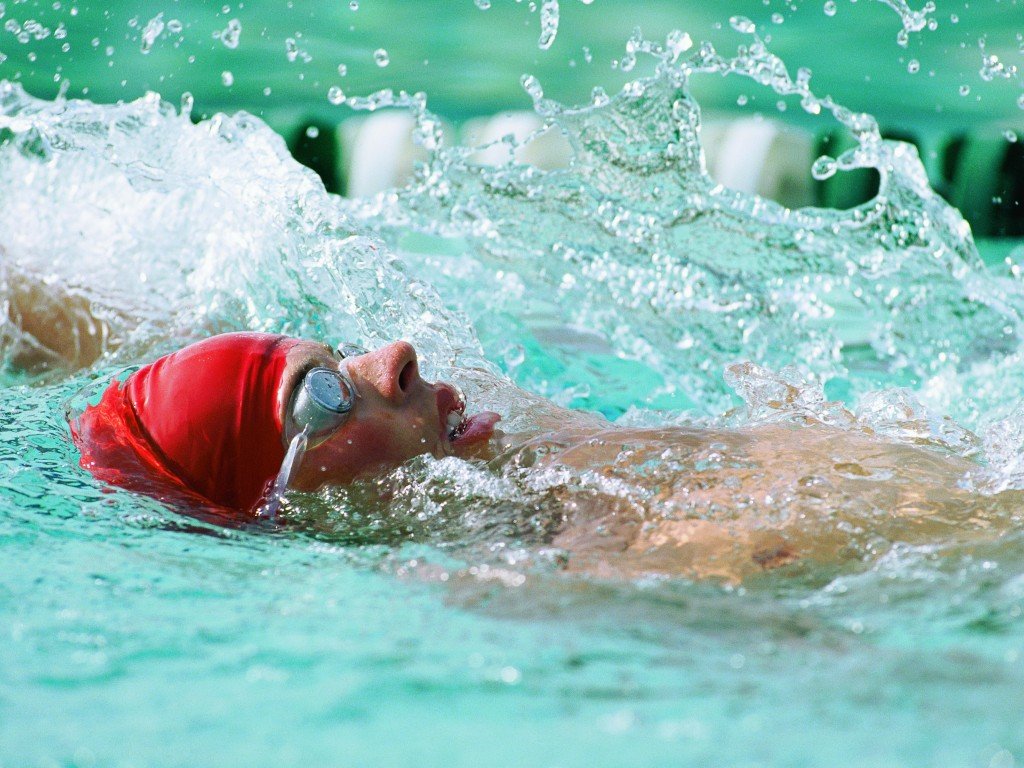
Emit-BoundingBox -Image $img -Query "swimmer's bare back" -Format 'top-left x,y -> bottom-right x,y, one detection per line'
509,421 -> 1019,583
1,252 -> 111,372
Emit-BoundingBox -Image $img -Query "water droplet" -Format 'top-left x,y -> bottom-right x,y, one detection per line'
327,85 -> 345,104
907,59 -> 919,74
729,15 -> 756,34
219,18 -> 241,49
139,12 -> 164,54
811,155 -> 837,180
538,0 -> 559,50
373,48 -> 389,66
521,73 -> 544,102
666,30 -> 692,59
503,344 -> 526,369
221,70 -> 233,86
823,0 -> 837,16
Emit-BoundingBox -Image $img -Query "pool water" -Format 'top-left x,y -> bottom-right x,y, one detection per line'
4,3 -> 1024,767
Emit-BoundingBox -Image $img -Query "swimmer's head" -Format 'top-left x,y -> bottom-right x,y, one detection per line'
69,332 -> 500,514
280,338 -> 500,491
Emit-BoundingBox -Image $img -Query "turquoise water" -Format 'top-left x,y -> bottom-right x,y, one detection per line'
4,3 -> 1024,767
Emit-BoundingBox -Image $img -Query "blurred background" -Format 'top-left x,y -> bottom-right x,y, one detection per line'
1,0 -> 1023,235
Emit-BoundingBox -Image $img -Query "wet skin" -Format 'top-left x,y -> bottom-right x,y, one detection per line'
279,340 -> 500,491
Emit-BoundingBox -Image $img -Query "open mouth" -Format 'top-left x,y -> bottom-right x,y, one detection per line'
435,383 -> 466,442
435,383 -> 501,449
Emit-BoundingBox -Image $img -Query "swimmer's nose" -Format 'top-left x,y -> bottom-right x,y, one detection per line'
358,340 -> 421,403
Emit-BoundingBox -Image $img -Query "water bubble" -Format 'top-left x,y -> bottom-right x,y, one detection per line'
221,70 -> 234,86
538,0 -> 559,50
263,86 -> 271,96
736,94 -> 748,106
327,85 -> 345,104
373,47 -> 390,66
959,84 -> 971,96
337,63 -> 347,76
305,125 -> 320,139
582,45 -> 592,63
1005,130 -> 1019,143
179,91 -> 194,115
167,18 -> 182,34
823,0 -> 837,16
219,18 -> 241,49
729,15 -> 756,34
771,12 -> 784,23
285,37 -> 298,62
53,21 -> 66,39
349,0 -> 358,9
1018,93 -> 1024,110
907,59 -> 919,74
950,13 -> 959,23
474,0 -> 491,8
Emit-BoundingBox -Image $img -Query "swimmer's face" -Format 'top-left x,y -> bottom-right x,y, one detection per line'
281,340 -> 500,490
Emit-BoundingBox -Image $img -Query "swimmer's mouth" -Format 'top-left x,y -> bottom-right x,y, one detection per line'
435,383 -> 501,449
435,383 -> 466,443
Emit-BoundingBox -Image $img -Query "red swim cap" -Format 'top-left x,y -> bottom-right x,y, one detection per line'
70,332 -> 300,514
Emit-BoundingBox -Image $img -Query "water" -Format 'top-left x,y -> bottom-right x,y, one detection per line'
3,6 -> 1024,768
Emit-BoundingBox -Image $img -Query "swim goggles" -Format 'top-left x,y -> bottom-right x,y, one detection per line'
284,342 -> 367,446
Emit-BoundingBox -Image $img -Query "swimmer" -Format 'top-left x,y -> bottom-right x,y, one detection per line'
68,330 -> 501,513
6,264 -> 1019,581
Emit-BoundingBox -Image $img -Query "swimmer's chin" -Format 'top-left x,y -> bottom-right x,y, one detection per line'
448,411 -> 501,457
